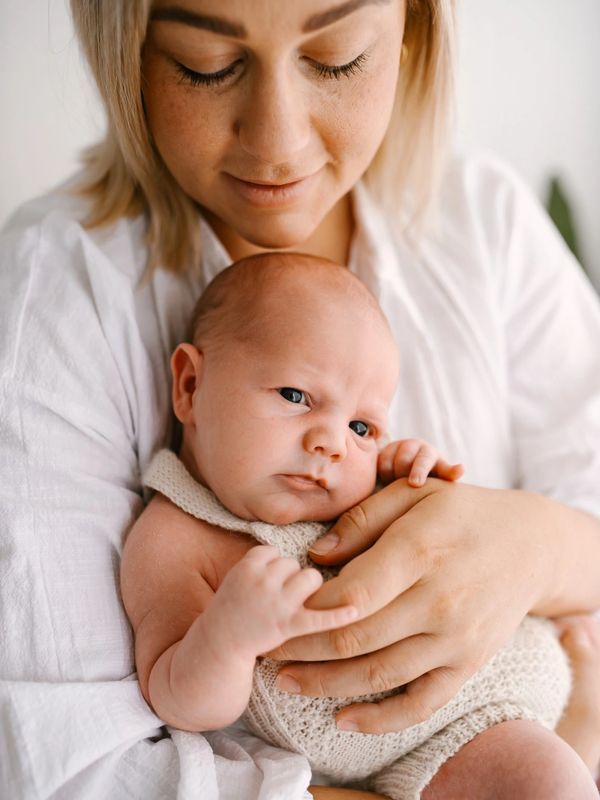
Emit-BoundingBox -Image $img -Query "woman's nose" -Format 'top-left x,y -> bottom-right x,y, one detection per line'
235,64 -> 312,166
303,424 -> 347,462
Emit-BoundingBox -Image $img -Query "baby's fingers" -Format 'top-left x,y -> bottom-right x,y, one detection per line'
378,439 -> 422,483
405,442 -> 441,486
284,566 -> 324,605
284,568 -> 357,635
428,459 -> 464,485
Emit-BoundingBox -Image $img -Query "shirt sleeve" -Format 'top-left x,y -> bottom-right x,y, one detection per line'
489,158 -> 600,517
0,208 -> 313,799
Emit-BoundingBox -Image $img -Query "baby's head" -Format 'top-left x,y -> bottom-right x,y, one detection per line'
171,252 -> 399,524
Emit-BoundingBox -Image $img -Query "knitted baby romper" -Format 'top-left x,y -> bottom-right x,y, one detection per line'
144,450 -> 571,800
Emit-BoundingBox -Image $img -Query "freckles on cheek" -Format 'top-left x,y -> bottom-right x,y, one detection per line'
325,68 -> 398,167
146,86 -> 225,181
150,92 -> 200,152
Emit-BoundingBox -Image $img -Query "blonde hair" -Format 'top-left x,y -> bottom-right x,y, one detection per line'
70,0 -> 456,274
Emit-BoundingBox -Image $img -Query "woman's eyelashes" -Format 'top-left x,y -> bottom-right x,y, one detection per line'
174,59 -> 241,88
173,50 -> 370,89
309,51 -> 369,80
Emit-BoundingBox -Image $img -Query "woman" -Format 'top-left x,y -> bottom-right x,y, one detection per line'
1,1 -> 599,798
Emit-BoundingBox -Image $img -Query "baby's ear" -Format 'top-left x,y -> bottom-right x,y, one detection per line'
170,343 -> 203,425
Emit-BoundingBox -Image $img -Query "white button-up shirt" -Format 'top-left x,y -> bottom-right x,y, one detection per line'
1,152 -> 599,799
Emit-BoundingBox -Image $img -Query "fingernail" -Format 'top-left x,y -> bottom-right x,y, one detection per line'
275,674 -> 301,694
308,533 -> 339,555
337,718 -> 360,732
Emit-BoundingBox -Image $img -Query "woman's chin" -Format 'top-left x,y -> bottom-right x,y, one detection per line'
229,214 -> 323,253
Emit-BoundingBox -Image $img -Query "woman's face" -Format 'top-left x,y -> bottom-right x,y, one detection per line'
142,0 -> 404,251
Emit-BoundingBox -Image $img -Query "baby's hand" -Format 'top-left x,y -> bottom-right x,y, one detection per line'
210,545 -> 358,659
378,438 -> 464,487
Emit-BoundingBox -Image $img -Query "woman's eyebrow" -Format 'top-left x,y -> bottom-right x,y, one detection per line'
302,0 -> 390,33
150,0 -> 390,39
149,7 -> 247,38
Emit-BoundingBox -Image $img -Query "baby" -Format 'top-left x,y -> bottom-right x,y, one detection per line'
121,253 -> 571,799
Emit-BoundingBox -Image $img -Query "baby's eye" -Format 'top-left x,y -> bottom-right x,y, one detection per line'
279,387 -> 307,405
349,420 -> 370,437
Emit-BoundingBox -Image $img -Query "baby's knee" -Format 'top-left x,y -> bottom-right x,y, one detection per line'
424,720 -> 597,800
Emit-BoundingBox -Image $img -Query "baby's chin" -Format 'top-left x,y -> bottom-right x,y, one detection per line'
233,493 -> 342,526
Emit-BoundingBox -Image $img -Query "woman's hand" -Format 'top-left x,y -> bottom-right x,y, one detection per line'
267,478 -> 557,734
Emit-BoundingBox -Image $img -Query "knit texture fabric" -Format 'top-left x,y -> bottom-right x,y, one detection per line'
143,450 -> 571,799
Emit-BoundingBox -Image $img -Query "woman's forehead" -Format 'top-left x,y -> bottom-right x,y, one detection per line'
149,0 -> 399,39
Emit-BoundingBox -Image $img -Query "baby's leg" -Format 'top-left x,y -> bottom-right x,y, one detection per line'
422,720 -> 597,799
555,614 -> 600,777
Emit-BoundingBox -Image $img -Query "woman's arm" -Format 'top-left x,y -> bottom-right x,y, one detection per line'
268,480 -> 600,733
268,480 -> 600,734
308,787 -> 389,799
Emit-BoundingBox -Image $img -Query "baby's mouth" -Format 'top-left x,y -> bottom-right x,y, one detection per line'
278,474 -> 329,491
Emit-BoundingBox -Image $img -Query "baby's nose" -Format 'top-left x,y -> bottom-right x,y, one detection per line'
303,425 -> 347,461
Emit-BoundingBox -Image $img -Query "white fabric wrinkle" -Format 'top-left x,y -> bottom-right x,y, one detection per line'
352,185 -> 464,458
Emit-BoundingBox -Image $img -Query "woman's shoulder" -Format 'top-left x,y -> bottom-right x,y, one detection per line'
436,149 -> 552,250
1,174 -> 148,288
0,177 -> 157,389
441,149 -> 532,205
416,149 -> 578,288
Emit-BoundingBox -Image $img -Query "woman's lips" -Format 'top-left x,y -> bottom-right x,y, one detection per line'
224,171 -> 319,209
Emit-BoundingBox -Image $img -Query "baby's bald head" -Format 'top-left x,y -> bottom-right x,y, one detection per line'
177,252 -> 400,524
190,252 -> 393,353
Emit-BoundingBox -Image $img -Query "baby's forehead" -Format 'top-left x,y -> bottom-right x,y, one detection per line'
192,253 -> 395,354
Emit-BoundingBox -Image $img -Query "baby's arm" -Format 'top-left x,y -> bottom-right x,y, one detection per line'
378,438 -> 464,487
121,494 -> 357,732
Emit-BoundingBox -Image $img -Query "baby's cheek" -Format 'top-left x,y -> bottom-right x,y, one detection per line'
339,461 -> 378,508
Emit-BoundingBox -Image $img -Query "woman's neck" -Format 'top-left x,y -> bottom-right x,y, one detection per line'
206,192 -> 355,266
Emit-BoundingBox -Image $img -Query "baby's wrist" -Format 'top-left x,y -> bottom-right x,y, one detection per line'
201,602 -> 261,665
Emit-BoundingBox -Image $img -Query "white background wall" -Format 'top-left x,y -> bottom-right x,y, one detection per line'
1,0 -> 599,285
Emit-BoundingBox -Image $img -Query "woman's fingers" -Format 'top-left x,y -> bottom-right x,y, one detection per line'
274,633 -> 446,701
268,582 -> 429,661
308,478 -> 440,564
335,666 -> 470,734
296,604 -> 359,636
305,534 -> 420,623
305,486 -> 454,617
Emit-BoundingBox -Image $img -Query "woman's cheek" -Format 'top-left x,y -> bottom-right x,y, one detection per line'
324,75 -> 398,174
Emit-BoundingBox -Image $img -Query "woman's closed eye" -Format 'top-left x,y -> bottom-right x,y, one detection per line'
174,59 -> 242,88
173,51 -> 370,89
